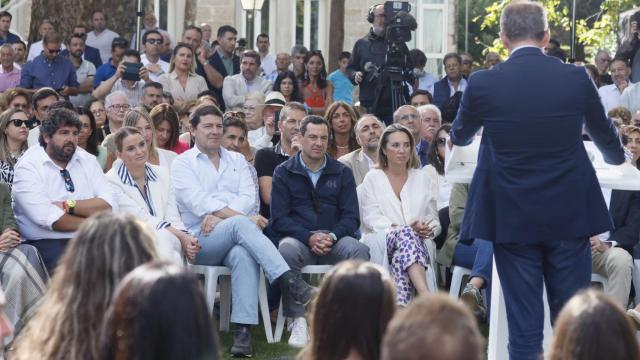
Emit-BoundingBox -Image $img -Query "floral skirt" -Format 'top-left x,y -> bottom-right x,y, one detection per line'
386,226 -> 430,306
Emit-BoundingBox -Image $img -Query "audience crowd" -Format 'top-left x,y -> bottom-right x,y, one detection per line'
0,3 -> 636,359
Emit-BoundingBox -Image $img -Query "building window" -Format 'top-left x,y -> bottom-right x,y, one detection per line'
243,0 -> 270,48
294,0 -> 325,51
416,0 -> 448,77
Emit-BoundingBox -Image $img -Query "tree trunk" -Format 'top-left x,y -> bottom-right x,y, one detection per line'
28,0 -> 138,49
327,0 -> 345,73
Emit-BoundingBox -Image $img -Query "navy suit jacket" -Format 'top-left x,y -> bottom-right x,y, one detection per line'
450,47 -> 626,244
60,46 -> 102,69
432,77 -> 451,109
609,190 -> 640,253
207,51 -> 240,111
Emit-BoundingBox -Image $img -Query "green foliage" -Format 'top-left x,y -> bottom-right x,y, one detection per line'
475,0 -> 638,62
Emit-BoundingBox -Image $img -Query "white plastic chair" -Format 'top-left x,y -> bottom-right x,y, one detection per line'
189,264 -> 275,343
274,265 -> 333,342
449,265 -> 473,298
591,272 -> 609,293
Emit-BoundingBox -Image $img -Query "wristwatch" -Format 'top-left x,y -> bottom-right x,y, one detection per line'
63,199 -> 77,215
329,232 -> 338,243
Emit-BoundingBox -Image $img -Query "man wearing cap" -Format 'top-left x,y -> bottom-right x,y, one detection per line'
249,91 -> 285,150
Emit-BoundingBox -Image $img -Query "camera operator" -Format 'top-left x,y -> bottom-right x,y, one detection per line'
617,11 -> 640,83
348,4 -> 388,121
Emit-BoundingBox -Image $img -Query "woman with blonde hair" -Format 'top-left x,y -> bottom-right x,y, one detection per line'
358,124 -> 440,305
123,108 -> 177,168
11,212 -> 159,360
158,43 -> 208,106
0,108 -> 28,187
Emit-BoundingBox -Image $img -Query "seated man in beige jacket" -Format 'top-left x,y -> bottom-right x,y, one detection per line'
338,114 -> 383,185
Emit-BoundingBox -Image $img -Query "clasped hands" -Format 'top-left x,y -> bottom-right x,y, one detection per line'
309,232 -> 333,256
200,214 -> 268,235
410,219 -> 435,239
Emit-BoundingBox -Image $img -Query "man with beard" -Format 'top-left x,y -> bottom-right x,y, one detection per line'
12,108 -> 116,274
140,82 -> 163,112
338,114 -> 384,185
66,33 -> 96,107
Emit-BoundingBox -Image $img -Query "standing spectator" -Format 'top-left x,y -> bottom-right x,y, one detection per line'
20,32 -> 78,95
99,262 -> 219,360
59,25 -> 103,69
381,294 -> 483,360
461,52 -> 474,78
393,105 -> 428,166
0,11 -> 20,46
92,37 -> 129,88
171,105 -> 315,358
92,49 -> 149,106
598,58 -> 631,113
301,51 -> 333,115
303,261 -> 395,360
273,70 -> 302,102
149,103 -> 189,154
0,44 -> 19,92
291,45 -> 308,81
129,12 -> 169,51
595,49 -> 613,85
255,102 -> 307,218
158,43 -> 208,107
66,33 -> 96,107
86,10 -> 120,64
205,25 -> 240,110
549,290 -> 640,360
338,114 -> 383,186
222,50 -> 271,108
617,16 -> 640,83
327,51 -> 354,104
0,108 -> 28,186
201,23 -> 213,44
265,52 -> 291,83
256,33 -> 276,76
12,108 -> 116,274
358,124 -> 440,306
325,101 -> 358,159
26,87 -> 59,147
409,48 -> 436,95
269,115 -> 368,347
141,30 -> 169,82
11,212 -> 158,360
26,20 -> 65,62
620,78 -> 640,115
11,40 -> 26,67
432,52 -> 467,110
75,107 -> 107,169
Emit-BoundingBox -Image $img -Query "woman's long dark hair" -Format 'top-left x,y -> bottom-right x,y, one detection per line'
273,70 -> 303,102
324,101 -> 359,158
149,103 -> 180,150
302,50 -> 328,89
427,123 -> 451,175
99,261 -> 219,360
76,106 -> 100,156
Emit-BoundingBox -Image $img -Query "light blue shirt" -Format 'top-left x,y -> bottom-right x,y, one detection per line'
171,145 -> 256,233
327,70 -> 353,104
299,154 -> 327,187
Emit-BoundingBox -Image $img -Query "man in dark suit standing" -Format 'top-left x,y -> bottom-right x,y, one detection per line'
206,25 -> 240,111
450,2 -> 626,359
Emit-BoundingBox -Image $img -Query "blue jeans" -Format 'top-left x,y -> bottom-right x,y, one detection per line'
494,237 -> 591,360
452,239 -> 493,316
194,216 -> 290,325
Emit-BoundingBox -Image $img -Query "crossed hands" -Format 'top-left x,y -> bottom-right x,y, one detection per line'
309,232 -> 333,256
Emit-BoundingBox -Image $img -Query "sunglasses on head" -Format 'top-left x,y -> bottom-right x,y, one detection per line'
60,169 -> 75,193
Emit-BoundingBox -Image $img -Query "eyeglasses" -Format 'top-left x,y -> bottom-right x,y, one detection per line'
109,104 -> 130,112
146,38 -> 163,45
224,111 -> 246,120
9,119 -> 31,128
46,48 -> 61,54
60,169 -> 75,192
436,137 -> 447,146
72,32 -> 87,38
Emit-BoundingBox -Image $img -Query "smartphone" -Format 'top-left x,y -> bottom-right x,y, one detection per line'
122,62 -> 142,81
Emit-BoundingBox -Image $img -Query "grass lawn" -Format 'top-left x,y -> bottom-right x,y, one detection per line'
218,325 -> 299,360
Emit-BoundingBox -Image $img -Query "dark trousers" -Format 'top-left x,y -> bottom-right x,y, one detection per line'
494,237 -> 591,360
434,206 -> 450,249
23,238 -> 71,275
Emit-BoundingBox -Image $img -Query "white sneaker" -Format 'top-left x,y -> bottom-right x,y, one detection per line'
287,317 -> 309,348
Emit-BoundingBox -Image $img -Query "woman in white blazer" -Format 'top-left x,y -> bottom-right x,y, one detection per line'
358,124 -> 441,306
106,127 -> 200,264
123,109 -> 178,169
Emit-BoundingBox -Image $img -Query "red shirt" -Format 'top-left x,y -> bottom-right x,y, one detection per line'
171,140 -> 191,154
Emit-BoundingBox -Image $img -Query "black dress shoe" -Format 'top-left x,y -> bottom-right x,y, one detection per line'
230,326 -> 253,358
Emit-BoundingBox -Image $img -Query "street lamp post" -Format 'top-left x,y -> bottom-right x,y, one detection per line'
240,0 -> 265,50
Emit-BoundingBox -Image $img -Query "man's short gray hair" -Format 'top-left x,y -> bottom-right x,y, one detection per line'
393,105 -> 419,123
105,91 -> 129,108
500,1 -> 548,42
417,104 -> 442,124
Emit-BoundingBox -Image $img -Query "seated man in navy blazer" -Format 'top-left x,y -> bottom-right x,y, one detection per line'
450,2 -> 626,359
591,188 -> 640,307
432,52 -> 467,110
